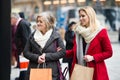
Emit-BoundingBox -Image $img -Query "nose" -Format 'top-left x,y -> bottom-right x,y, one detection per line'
79,17 -> 82,21
37,21 -> 41,25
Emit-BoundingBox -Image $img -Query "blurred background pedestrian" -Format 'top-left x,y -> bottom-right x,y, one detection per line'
63,21 -> 76,75
11,12 -> 31,80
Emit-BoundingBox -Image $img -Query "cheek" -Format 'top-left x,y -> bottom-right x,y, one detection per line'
84,17 -> 89,23
86,19 -> 89,24
86,16 -> 89,22
43,23 -> 47,29
86,19 -> 89,25
37,23 -> 46,30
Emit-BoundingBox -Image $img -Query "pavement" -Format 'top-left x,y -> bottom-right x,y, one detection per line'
11,68 -> 19,80
105,31 -> 120,80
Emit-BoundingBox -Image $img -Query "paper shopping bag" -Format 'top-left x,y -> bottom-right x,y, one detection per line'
70,64 -> 94,80
19,55 -> 29,71
30,68 -> 52,80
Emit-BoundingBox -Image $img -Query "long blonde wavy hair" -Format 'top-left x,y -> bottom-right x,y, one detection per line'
78,6 -> 100,32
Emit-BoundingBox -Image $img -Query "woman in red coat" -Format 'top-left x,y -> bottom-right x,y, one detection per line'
66,6 -> 113,80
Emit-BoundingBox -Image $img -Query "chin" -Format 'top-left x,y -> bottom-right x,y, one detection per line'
81,24 -> 84,27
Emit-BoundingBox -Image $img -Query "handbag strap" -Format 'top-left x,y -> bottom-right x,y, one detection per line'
43,63 -> 46,68
57,61 -> 63,80
62,67 -> 68,77
37,63 -> 46,68
57,61 -> 68,80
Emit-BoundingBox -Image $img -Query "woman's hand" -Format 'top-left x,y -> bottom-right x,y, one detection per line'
57,47 -> 62,52
38,53 -> 46,64
83,55 -> 94,62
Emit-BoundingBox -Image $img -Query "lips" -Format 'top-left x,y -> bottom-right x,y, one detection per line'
37,25 -> 41,27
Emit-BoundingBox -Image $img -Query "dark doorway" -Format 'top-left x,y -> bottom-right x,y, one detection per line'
0,0 -> 11,80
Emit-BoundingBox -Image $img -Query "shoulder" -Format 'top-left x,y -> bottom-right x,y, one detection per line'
96,28 -> 109,40
19,19 -> 31,26
52,28 -> 61,38
28,30 -> 36,39
98,28 -> 108,36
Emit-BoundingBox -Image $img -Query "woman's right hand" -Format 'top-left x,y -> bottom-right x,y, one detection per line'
38,55 -> 45,64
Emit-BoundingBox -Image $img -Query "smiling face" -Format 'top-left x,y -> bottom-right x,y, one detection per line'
79,10 -> 89,27
36,16 -> 47,34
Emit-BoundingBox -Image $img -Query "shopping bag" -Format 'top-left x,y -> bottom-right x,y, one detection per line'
70,64 -> 94,80
19,55 -> 29,71
30,63 -> 52,80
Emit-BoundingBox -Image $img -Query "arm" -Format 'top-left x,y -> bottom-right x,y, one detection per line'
45,36 -> 66,61
66,49 -> 74,58
20,20 -> 31,47
23,37 -> 39,63
93,29 -> 113,63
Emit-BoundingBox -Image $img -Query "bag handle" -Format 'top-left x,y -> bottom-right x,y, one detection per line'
37,63 -> 46,68
63,67 -> 68,77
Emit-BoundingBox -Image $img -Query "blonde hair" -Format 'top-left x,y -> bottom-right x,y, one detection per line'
79,6 -> 100,32
36,11 -> 56,30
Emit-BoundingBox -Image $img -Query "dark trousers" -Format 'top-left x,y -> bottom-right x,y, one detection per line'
15,71 -> 27,80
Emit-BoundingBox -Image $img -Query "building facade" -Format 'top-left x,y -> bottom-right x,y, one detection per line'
11,0 -> 120,21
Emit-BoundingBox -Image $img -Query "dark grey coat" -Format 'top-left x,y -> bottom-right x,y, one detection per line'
23,29 -> 66,80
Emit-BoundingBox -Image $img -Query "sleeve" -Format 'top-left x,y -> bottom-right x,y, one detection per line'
66,35 -> 76,58
93,29 -> 113,63
20,20 -> 31,48
45,34 -> 66,61
66,49 -> 74,58
23,36 -> 39,63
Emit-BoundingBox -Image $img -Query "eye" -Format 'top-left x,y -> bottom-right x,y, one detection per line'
37,20 -> 43,23
81,15 -> 85,17
40,20 -> 42,23
79,15 -> 85,18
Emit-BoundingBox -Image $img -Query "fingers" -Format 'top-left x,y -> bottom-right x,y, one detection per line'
57,47 -> 62,52
38,56 -> 45,64
41,53 -> 46,59
38,54 -> 46,64
83,55 -> 94,62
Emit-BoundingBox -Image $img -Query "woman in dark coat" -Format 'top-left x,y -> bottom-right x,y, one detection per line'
23,12 -> 66,80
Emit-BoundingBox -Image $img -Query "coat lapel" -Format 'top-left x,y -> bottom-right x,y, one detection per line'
30,33 -> 43,53
87,36 -> 99,54
42,35 -> 54,51
42,29 -> 59,51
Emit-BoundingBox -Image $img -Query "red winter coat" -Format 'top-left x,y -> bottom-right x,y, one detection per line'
66,29 -> 113,80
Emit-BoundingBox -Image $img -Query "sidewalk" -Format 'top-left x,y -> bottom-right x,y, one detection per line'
10,67 -> 19,80
106,31 -> 120,80
106,43 -> 120,80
